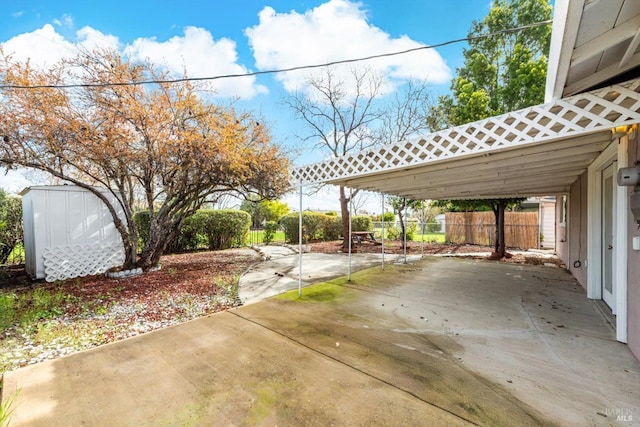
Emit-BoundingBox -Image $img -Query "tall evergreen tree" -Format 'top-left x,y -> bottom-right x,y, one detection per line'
427,0 -> 552,257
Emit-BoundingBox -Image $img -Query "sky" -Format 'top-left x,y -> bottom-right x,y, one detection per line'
0,0 -> 500,211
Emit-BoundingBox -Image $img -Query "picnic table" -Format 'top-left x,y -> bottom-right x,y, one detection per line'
349,231 -> 381,245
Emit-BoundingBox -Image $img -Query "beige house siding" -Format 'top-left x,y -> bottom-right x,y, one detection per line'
558,172 -> 588,289
557,137 -> 640,359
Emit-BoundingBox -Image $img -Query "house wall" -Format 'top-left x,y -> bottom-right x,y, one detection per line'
555,194 -> 567,261
627,133 -> 640,358
557,172 -> 588,288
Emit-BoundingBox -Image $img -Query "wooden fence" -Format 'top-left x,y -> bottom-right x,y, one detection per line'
445,212 -> 539,249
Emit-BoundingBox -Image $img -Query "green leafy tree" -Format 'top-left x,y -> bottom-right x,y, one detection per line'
388,196 -> 424,243
427,0 -> 551,257
428,0 -> 552,129
240,197 -> 289,227
0,189 -> 22,264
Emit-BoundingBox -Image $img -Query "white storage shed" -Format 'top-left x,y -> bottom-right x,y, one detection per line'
21,185 -> 125,282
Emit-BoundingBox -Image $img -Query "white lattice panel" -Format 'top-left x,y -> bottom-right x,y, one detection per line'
43,243 -> 125,282
291,78 -> 640,184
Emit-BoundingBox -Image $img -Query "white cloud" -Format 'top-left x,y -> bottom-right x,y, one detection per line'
76,26 -> 120,51
2,22 -> 265,100
245,0 -> 451,95
2,24 -> 78,68
53,14 -> 74,29
124,26 -> 267,99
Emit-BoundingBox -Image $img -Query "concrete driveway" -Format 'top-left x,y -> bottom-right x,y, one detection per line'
3,255 -> 639,426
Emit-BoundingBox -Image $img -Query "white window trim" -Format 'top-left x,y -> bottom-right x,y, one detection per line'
587,138 -> 629,343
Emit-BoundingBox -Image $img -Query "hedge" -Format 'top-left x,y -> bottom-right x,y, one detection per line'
281,211 -> 325,243
281,213 -> 373,243
351,215 -> 372,232
134,209 -> 251,253
193,209 -> 251,250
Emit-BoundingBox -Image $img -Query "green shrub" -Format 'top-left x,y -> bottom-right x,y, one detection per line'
136,209 -> 250,253
0,191 -> 23,264
388,222 -> 417,241
351,215 -> 373,232
373,212 -> 395,222
281,211 -> 329,243
165,214 -> 204,253
425,219 -> 441,233
263,221 -> 279,245
133,210 -> 151,249
321,215 -> 342,240
198,209 -> 251,250
405,222 -> 417,241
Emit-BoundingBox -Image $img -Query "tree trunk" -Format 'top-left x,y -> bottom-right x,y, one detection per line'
497,201 -> 506,257
136,216 -> 179,270
340,186 -> 350,251
492,205 -> 500,252
398,208 -> 406,243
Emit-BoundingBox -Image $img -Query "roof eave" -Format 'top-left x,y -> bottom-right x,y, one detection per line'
545,0 -> 585,102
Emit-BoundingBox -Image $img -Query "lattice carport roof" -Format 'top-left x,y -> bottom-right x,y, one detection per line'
291,78 -> 640,200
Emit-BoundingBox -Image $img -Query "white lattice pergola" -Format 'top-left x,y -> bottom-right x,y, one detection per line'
291,78 -> 640,200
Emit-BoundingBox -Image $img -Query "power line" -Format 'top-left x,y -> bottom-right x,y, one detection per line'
0,20 -> 553,90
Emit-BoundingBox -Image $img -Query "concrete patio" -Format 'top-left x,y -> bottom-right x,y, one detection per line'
2,255 -> 639,426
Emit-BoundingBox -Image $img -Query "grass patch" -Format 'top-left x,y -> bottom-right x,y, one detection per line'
245,230 -> 286,245
276,264 -> 402,303
411,232 -> 446,243
0,287 -> 72,330
278,282 -> 345,303
0,387 -> 19,427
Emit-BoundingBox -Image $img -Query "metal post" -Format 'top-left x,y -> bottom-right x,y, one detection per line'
403,198 -> 407,264
421,202 -> 425,259
298,180 -> 303,297
348,188 -> 353,282
381,193 -> 385,271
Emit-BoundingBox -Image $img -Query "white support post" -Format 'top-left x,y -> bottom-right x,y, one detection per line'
298,180 -> 303,297
348,188 -> 353,281
403,198 -> 407,264
381,193 -> 385,271
421,203 -> 425,258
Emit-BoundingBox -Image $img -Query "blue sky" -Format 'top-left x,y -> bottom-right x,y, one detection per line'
1,0 -> 502,209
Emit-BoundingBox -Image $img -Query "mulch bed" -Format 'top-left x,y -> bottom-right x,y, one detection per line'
307,240 -> 565,267
0,249 -> 259,372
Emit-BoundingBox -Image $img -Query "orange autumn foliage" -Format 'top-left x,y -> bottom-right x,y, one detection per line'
0,48 -> 290,270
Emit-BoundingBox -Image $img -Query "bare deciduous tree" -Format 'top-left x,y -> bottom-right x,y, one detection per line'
285,67 -> 384,248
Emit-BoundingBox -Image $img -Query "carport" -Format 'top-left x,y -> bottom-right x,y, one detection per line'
291,78 -> 639,200
291,76 -> 640,344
